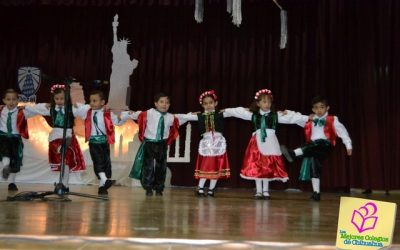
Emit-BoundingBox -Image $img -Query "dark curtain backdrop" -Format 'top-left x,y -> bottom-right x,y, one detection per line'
0,0 -> 399,191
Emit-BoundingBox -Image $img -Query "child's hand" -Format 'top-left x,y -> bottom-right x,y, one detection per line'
347,149 -> 352,156
45,103 -> 51,109
308,114 -> 315,120
191,111 -> 201,115
278,110 -> 288,115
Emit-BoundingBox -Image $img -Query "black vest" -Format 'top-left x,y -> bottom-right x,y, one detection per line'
197,111 -> 224,135
50,105 -> 74,129
251,112 -> 278,132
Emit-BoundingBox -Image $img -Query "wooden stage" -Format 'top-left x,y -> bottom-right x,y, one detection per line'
0,184 -> 399,250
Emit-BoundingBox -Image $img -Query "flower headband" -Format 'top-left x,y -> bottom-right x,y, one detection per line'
199,90 -> 218,104
50,84 -> 65,93
254,89 -> 273,100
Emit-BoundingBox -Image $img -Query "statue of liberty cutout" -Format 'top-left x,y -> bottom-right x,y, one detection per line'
108,14 -> 139,111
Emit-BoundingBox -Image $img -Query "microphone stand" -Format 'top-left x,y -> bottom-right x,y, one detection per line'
6,76 -> 108,201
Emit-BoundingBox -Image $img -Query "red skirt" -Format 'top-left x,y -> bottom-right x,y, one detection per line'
49,135 -> 86,172
194,153 -> 230,180
240,136 -> 288,181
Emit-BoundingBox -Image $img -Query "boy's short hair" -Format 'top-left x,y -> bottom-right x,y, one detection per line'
154,92 -> 170,102
312,95 -> 329,106
3,88 -> 19,98
90,90 -> 106,101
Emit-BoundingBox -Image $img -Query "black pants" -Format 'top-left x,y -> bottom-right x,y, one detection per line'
142,141 -> 167,192
0,134 -> 23,173
89,143 -> 112,179
301,139 -> 332,178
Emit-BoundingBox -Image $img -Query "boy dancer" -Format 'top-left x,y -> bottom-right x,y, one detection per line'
129,92 -> 180,196
0,89 -> 34,191
281,96 -> 352,201
75,90 -> 122,195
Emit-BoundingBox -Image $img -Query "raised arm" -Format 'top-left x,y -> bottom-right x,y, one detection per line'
111,112 -> 124,126
174,112 -> 199,125
23,103 -> 50,118
116,110 -> 142,126
73,104 -> 90,120
72,103 -> 86,117
278,110 -> 309,127
222,107 -> 252,120
120,110 -> 141,122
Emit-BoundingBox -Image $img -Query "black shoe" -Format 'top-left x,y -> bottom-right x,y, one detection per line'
104,180 -> 115,190
98,186 -> 108,195
146,189 -> 153,196
262,192 -> 271,200
65,187 -> 70,193
2,167 -> 10,179
254,193 -> 263,200
280,145 -> 295,163
196,188 -> 206,197
155,191 -> 163,196
207,189 -> 215,197
8,183 -> 18,191
311,192 -> 320,201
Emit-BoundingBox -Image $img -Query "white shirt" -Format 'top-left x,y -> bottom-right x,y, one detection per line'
175,110 -> 230,125
223,107 -> 307,125
0,106 -> 34,135
24,103 -> 82,141
296,112 -> 352,150
220,107 -> 306,155
120,110 -> 141,122
143,108 -> 176,140
74,104 -> 120,137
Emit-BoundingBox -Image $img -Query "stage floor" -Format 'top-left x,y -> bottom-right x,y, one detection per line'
0,184 -> 399,250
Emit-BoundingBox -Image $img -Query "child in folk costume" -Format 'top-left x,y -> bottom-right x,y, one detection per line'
223,89 -> 304,200
75,90 -> 123,195
24,84 -> 86,192
280,96 -> 352,201
128,92 -> 180,196
0,89 -> 35,191
175,90 -> 230,197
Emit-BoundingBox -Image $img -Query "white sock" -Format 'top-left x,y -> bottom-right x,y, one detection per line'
0,157 -> 10,180
198,178 -> 207,188
62,166 -> 70,188
209,179 -> 217,190
9,173 -> 16,183
2,157 -> 10,167
294,148 -> 303,156
255,179 -> 262,194
99,172 -> 107,187
262,179 -> 269,196
311,178 -> 320,193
